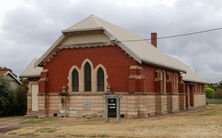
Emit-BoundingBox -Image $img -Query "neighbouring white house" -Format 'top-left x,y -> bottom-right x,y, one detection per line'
0,70 -> 22,90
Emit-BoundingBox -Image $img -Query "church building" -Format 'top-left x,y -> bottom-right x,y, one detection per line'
20,15 -> 207,118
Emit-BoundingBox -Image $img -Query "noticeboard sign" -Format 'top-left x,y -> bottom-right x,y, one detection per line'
108,98 -> 117,117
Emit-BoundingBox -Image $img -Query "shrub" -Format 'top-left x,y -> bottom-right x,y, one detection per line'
205,85 -> 215,99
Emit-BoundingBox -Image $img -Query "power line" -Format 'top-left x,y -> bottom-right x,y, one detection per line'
119,27 -> 222,42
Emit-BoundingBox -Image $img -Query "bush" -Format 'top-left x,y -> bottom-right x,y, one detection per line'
205,85 -> 215,99
0,76 -> 27,116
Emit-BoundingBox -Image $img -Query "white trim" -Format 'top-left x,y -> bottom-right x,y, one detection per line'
67,65 -> 80,93
3,71 -> 22,84
35,35 -> 65,67
95,64 -> 108,92
62,27 -> 103,34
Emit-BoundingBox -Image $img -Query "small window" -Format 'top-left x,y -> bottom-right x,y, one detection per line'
72,69 -> 79,92
84,62 -> 91,91
97,67 -> 104,91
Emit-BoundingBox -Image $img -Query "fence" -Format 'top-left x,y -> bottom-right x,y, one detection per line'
207,99 -> 222,104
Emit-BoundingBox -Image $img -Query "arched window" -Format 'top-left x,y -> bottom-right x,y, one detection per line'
97,67 -> 104,91
72,69 -> 79,92
84,62 -> 91,91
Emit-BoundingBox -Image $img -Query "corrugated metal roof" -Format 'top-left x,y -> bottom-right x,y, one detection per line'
182,66 -> 207,84
34,15 -> 206,84
0,70 -> 22,84
0,71 -> 8,75
20,59 -> 43,78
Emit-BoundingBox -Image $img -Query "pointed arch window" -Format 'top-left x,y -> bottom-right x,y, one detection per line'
97,67 -> 104,91
84,62 -> 91,91
72,69 -> 79,92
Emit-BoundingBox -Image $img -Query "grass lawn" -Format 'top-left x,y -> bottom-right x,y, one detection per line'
5,104 -> 222,138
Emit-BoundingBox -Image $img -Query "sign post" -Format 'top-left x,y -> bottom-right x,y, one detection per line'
103,94 -> 123,123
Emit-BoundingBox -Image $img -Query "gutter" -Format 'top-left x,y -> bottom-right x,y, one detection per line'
142,59 -> 186,73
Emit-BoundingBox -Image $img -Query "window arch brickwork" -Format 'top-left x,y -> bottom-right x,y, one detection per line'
68,65 -> 80,92
97,67 -> 104,91
68,59 -> 108,93
72,69 -> 79,92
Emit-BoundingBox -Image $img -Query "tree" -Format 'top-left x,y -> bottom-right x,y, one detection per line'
0,76 -> 28,116
14,79 -> 28,115
205,85 -> 215,99
0,76 -> 15,116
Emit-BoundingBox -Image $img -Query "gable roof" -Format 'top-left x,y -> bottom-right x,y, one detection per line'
36,15 -> 186,72
182,66 -> 207,84
20,59 -> 43,78
34,15 -> 207,84
0,70 -> 22,84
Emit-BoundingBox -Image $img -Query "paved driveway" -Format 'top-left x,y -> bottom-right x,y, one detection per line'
0,117 -> 26,137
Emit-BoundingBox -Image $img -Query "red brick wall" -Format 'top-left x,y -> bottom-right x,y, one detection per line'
141,65 -> 179,93
141,64 -> 156,92
168,71 -> 178,93
41,45 -> 196,93
43,46 -> 138,93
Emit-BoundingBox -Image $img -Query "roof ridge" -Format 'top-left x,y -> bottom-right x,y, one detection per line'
90,15 -> 103,28
64,15 -> 93,31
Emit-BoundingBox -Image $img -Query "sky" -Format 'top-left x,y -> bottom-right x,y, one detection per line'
0,0 -> 222,83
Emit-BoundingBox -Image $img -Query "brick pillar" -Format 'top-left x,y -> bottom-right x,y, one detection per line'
154,71 -> 161,92
38,69 -> 49,117
155,94 -> 161,115
128,66 -> 145,92
154,70 -> 162,115
166,73 -> 174,113
167,94 -> 172,113
178,75 -> 185,93
128,76 -> 137,92
190,86 -> 194,107
179,93 -> 186,111
137,68 -> 145,92
178,74 -> 186,111
166,73 -> 173,93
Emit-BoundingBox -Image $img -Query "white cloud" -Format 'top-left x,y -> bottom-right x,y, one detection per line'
0,0 -> 222,83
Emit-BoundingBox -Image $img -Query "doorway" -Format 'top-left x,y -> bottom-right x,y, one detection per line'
31,84 -> 39,111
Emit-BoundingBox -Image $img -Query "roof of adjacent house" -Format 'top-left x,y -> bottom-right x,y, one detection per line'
33,15 -> 206,84
0,70 -> 8,75
20,59 -> 43,78
0,70 -> 22,84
